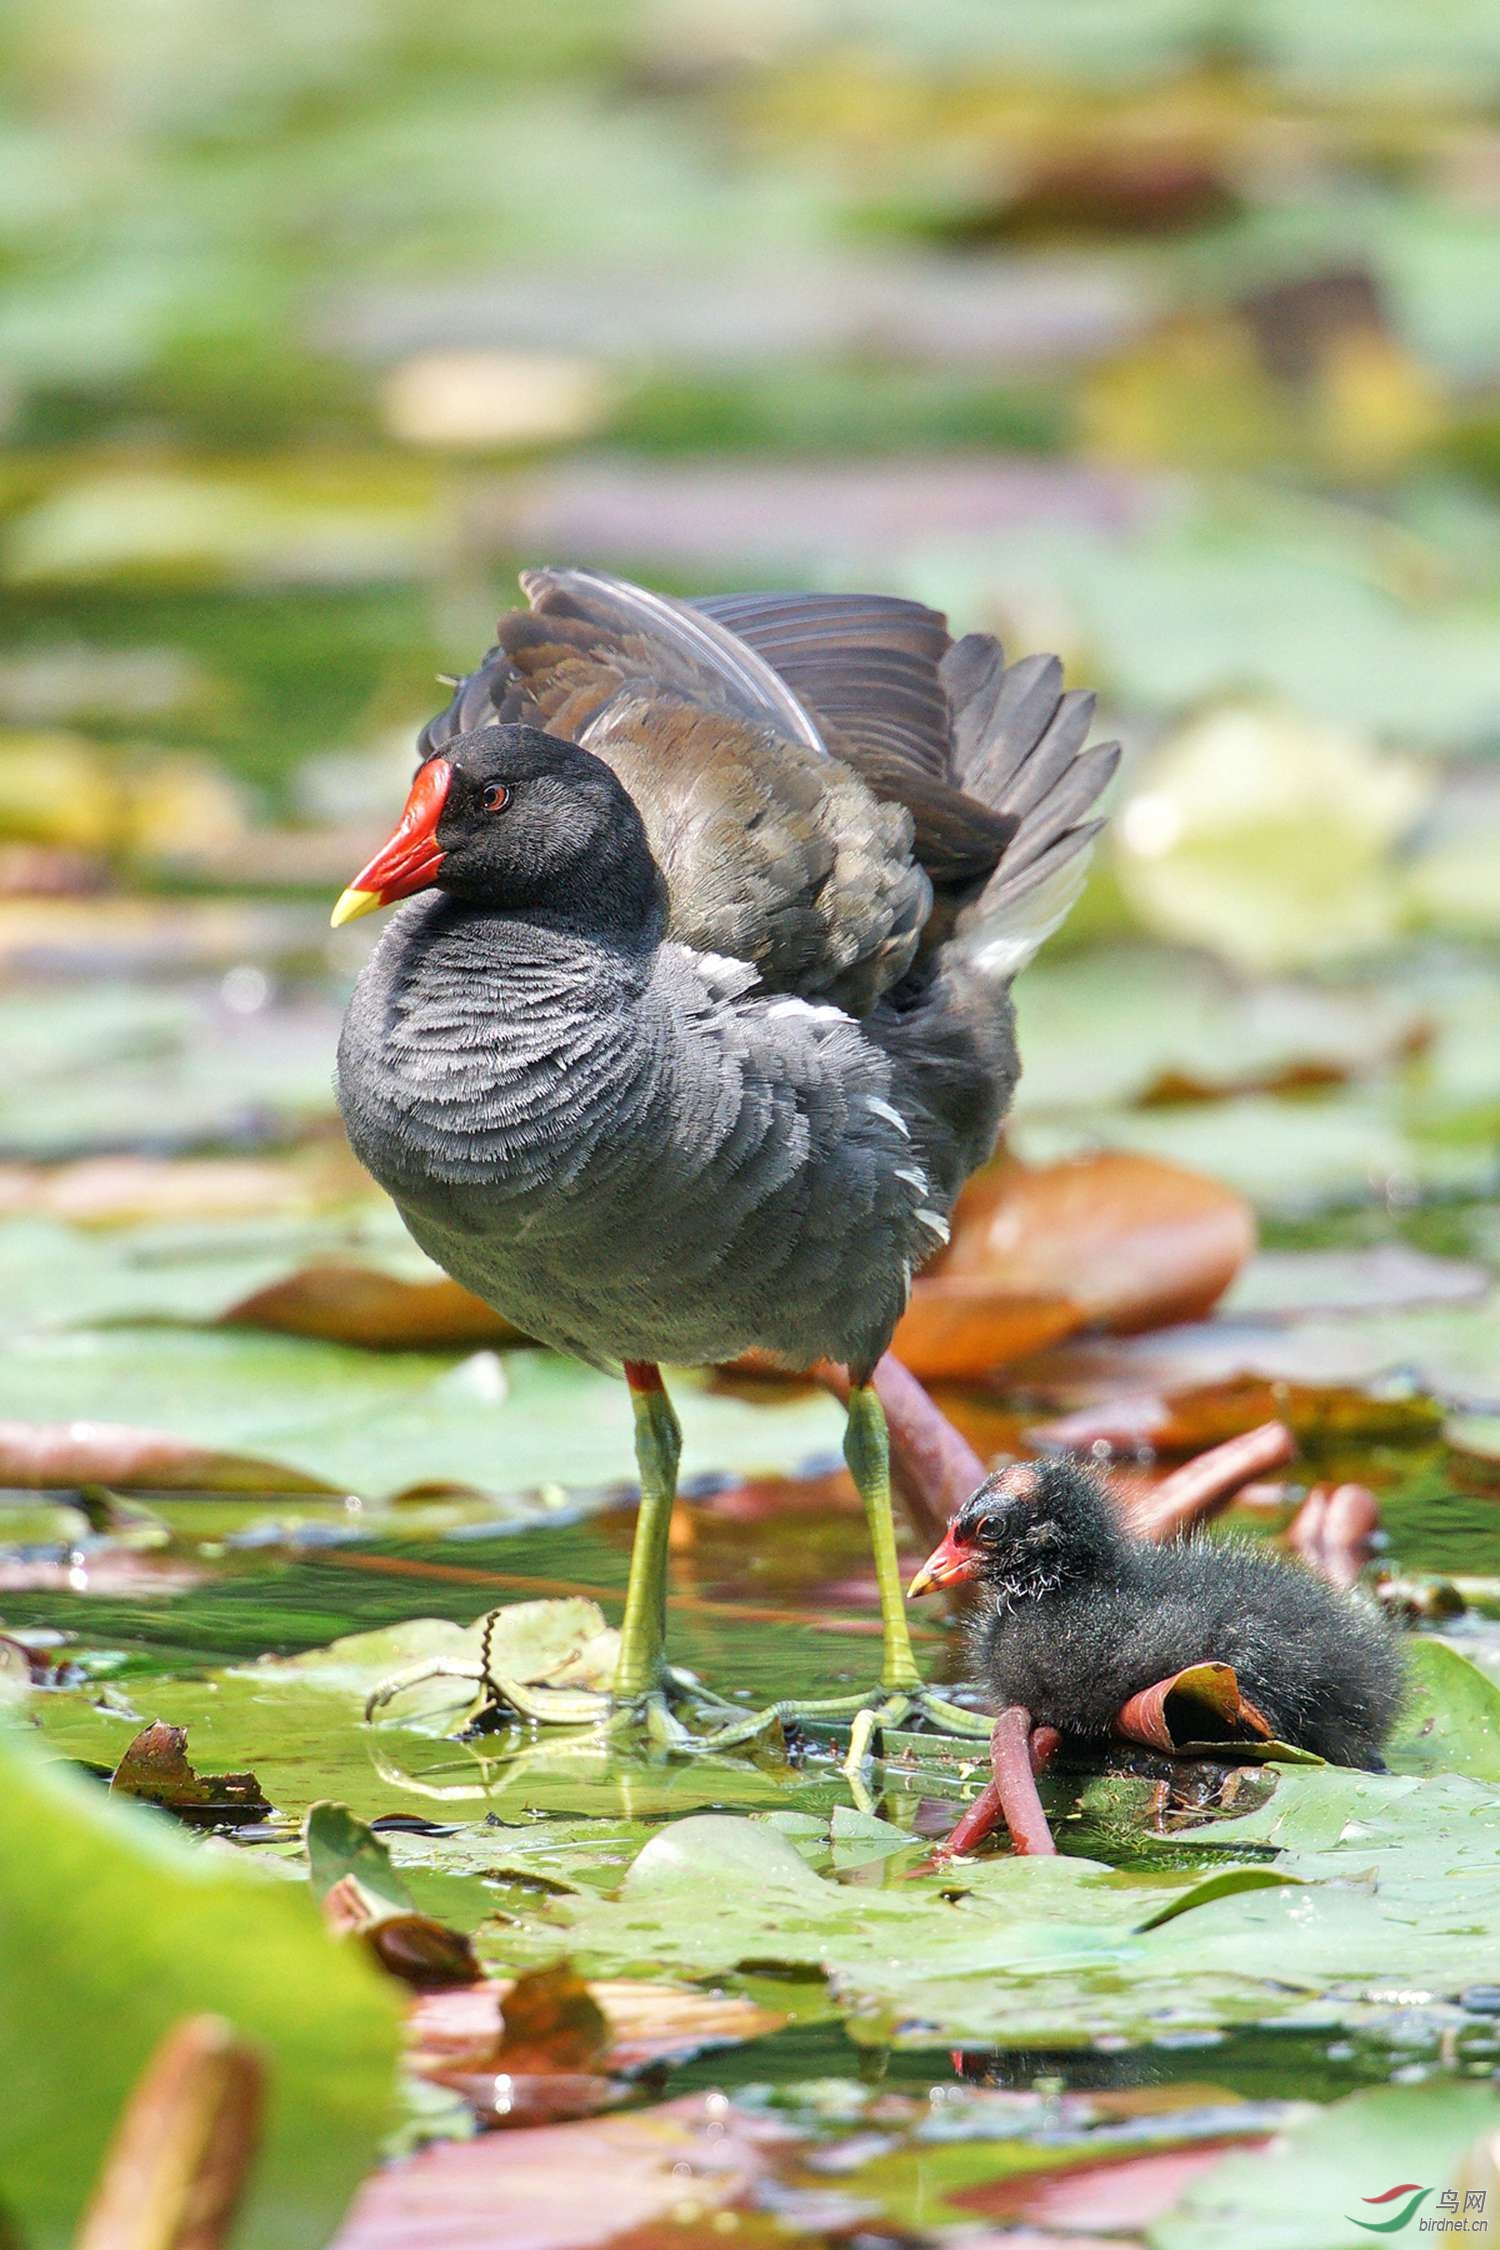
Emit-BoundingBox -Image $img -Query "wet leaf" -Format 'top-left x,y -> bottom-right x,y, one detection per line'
1133,1865 -> 1305,1931
109,1721 -> 270,1827
355,1909 -> 481,1992
829,1806 -> 921,1868
412,1978 -> 782,2080
0,984 -> 339,1159
893,1150 -> 1253,1379
307,1800 -> 416,1921
963,2137 -> 1258,2232
1386,1636 -> 1500,1782
1014,947 -> 1429,1115
308,1805 -> 481,1987
0,1331 -> 844,1498
1113,1664 -> 1277,1756
478,1762 -> 1500,2050
1226,1246 -> 1492,1318
1017,1084 -> 1494,1216
1151,2080 -> 1500,2250
490,1964 -> 611,2074
331,2092 -> 780,2250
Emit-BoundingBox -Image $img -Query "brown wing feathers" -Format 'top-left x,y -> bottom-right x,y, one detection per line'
417,567 -> 1117,989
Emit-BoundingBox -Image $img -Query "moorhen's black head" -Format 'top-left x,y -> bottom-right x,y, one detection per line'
332,726 -> 665,942
908,1458 -> 1126,1608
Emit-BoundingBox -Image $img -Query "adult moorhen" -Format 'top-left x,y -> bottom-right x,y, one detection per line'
908,1457 -> 1405,1767
332,569 -> 1118,1766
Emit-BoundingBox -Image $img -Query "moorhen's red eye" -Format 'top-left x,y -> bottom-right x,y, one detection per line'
482,782 -> 510,813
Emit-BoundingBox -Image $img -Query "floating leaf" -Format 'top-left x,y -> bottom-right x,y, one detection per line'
307,1802 -> 480,1988
306,1800 -> 417,1921
1014,944 -> 1430,1115
1151,2080 -> 1500,2250
894,1149 -> 1253,1380
410,1977 -> 783,2080
489,1965 -> 611,2075
1386,1636 -> 1500,1782
331,2091 -> 779,2250
0,1722 -> 399,2249
0,1331 -> 844,1498
108,1721 -> 271,1826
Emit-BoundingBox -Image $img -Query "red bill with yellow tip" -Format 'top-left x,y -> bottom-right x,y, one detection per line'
907,1520 -> 982,1599
331,758 -> 453,928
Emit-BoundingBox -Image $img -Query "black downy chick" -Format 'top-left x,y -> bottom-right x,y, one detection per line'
908,1458 -> 1405,1769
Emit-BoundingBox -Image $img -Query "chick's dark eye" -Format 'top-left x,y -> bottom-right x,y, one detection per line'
976,1519 -> 1000,1545
482,782 -> 510,813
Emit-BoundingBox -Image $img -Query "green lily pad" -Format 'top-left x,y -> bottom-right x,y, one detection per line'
1388,1635 -> 1500,1780
28,1613 -> 843,1831
473,1764 -> 1500,2049
0,1209 -> 438,1336
0,1720 -> 398,2250
1150,2078 -> 1500,2250
0,1326 -> 844,1498
0,985 -> 339,1160
306,1799 -> 416,1918
1013,946 -> 1428,1117
829,1805 -> 924,1868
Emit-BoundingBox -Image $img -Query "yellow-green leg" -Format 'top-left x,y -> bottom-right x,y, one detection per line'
368,1362 -> 733,1746
608,1362 -> 742,1745
612,1361 -> 681,1704
700,1381 -> 992,1773
845,1381 -> 923,1693
365,1369 -> 987,1767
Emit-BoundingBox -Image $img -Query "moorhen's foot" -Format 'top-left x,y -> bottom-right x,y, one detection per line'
365,1647 -> 744,1743
697,1680 -> 993,1779
601,1665 -> 747,1750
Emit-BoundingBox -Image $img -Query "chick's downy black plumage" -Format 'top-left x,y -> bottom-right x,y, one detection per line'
942,1460 -> 1405,1769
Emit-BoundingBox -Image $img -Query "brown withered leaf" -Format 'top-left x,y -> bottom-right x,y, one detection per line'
320,1877 -> 480,1991
366,1916 -> 481,1990
0,1419 -> 307,1494
225,1265 -> 517,1350
109,1723 -> 270,1828
410,1977 -> 785,2081
1030,1373 -> 1443,1456
892,1151 -> 1253,1382
493,1966 -> 611,2075
951,2135 -> 1254,2235
1113,1663 -> 1304,1762
406,1966 -> 617,2127
0,1154 -> 314,1227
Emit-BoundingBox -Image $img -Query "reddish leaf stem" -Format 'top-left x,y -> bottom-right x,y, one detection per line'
932,1709 -> 1059,1860
1136,1420 -> 1296,1543
1291,1481 -> 1379,1590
